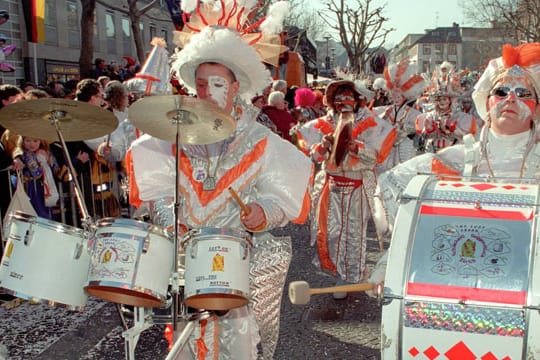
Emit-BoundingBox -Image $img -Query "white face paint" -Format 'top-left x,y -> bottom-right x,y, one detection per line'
208,75 -> 230,109
488,75 -> 538,135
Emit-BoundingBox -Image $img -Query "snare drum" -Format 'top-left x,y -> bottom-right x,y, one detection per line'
85,218 -> 173,308
382,175 -> 540,359
183,227 -> 252,310
0,211 -> 89,310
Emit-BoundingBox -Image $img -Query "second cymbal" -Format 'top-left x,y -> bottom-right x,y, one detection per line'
0,98 -> 118,142
128,95 -> 236,144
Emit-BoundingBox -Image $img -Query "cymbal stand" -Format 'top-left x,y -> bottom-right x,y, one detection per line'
164,97 -> 222,359
50,110 -> 93,229
171,96 -> 187,333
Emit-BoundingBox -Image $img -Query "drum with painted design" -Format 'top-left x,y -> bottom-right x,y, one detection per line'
183,227 -> 252,310
85,218 -> 173,308
382,175 -> 540,359
0,211 -> 89,310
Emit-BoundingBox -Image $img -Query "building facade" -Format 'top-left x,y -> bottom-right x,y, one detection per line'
0,0 -> 173,86
390,23 -> 516,74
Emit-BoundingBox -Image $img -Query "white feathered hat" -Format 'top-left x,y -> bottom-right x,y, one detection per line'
171,0 -> 289,99
171,26 -> 271,97
473,43 -> 540,121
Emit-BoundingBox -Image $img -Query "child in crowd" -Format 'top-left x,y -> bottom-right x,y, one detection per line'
20,136 -> 59,219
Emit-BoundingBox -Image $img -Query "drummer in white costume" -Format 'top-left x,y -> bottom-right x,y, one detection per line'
373,58 -> 425,173
370,42 -> 540,288
126,2 -> 312,359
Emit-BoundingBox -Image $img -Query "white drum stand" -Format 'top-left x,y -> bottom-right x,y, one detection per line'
122,101 -> 212,360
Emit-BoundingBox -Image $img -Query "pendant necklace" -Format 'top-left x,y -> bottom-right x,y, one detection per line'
203,144 -> 225,191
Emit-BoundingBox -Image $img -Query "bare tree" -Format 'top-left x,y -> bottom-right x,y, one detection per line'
80,0 -> 97,78
459,0 -> 540,42
286,0 -> 326,42
318,0 -> 393,75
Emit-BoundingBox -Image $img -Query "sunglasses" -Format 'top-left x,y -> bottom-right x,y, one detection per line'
490,86 -> 536,100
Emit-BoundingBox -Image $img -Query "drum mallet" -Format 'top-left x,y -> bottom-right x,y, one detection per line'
228,187 -> 250,214
288,281 -> 375,305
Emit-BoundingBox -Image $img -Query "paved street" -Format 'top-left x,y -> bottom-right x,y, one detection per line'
0,222 -> 386,360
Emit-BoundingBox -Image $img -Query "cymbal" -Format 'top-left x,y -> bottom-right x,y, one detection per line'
0,98 -> 118,142
128,95 -> 236,144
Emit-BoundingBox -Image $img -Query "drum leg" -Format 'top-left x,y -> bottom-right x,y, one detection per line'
117,304 -> 132,331
122,307 -> 152,360
164,320 -> 197,360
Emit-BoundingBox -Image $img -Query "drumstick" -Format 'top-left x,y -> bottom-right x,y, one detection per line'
228,187 -> 250,215
289,281 -> 375,305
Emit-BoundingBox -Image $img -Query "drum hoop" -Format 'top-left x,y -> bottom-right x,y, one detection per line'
11,210 -> 85,237
94,231 -> 167,243
187,227 -> 252,242
95,217 -> 170,238
0,287 -> 85,311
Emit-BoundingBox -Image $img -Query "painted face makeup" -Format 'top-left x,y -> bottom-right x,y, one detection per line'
434,96 -> 451,111
488,75 -> 538,133
207,75 -> 230,109
334,93 -> 356,113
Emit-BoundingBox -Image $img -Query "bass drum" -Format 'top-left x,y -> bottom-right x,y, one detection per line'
381,175 -> 540,359
0,211 -> 89,310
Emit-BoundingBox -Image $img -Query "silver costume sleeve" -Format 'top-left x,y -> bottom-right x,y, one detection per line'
257,198 -> 286,230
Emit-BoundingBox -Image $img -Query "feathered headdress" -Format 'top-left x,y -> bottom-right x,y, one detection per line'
171,0 -> 289,98
383,59 -> 425,101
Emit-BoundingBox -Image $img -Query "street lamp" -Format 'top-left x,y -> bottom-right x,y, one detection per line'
323,35 -> 331,70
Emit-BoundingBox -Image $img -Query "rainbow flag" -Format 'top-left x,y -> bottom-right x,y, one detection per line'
22,0 -> 45,43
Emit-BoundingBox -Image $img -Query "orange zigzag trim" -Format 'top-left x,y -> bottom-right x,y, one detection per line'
180,138 -> 267,206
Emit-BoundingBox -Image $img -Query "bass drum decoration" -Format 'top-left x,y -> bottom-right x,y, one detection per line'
381,175 -> 540,359
0,211 -> 90,310
183,227 -> 252,311
85,218 -> 173,308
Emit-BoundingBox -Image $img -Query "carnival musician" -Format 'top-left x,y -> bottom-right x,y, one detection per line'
295,79 -> 395,299
373,58 -> 426,173
415,77 -> 477,153
370,42 -> 540,290
126,2 -> 312,358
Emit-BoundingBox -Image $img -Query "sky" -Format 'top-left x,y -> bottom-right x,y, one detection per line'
383,0 -> 469,46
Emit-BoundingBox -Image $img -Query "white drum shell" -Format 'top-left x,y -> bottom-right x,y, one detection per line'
184,227 -> 251,310
0,211 -> 89,309
86,218 -> 173,307
382,175 -> 540,359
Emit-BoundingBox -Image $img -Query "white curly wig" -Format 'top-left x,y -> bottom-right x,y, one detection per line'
171,26 -> 272,99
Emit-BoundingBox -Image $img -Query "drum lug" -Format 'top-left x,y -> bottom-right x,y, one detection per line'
142,233 -> 151,253
241,241 -> 249,260
380,287 -> 400,306
73,243 -> 83,260
398,194 -> 415,204
23,226 -> 34,246
189,239 -> 198,259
